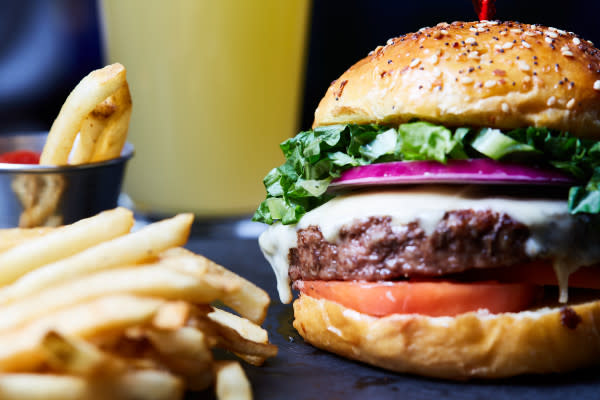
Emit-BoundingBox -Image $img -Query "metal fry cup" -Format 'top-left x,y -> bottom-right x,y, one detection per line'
0,132 -> 133,228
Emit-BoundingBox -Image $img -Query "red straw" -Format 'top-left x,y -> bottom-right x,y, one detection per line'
471,0 -> 496,20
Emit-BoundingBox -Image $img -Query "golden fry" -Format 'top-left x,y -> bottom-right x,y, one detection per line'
90,83 -> 132,162
40,63 -> 126,166
214,361 -> 252,400
161,248 -> 270,324
0,227 -> 53,253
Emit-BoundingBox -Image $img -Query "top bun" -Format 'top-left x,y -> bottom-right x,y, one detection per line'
314,21 -> 600,139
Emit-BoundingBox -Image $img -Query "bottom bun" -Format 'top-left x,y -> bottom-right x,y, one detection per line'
293,294 -> 600,379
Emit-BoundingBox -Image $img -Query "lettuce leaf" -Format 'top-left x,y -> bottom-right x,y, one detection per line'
253,121 -> 600,225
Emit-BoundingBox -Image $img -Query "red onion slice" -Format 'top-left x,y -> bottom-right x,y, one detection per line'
330,159 -> 576,189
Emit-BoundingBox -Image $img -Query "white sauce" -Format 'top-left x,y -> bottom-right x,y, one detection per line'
259,186 -> 600,303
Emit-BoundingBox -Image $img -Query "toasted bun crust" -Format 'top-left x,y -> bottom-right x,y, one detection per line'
314,21 -> 600,139
293,294 -> 600,379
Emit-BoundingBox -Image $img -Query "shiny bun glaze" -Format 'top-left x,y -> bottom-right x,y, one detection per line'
314,21 -> 600,139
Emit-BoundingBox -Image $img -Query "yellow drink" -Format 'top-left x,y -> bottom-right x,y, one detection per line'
99,0 -> 311,216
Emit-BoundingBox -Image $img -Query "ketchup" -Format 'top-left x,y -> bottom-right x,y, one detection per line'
472,0 -> 496,21
0,150 -> 41,164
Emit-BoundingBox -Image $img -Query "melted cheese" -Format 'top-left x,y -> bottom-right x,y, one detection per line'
259,186 -> 600,303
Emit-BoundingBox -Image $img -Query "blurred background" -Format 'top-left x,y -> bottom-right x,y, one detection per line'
0,0 -> 599,219
1,0 -> 598,134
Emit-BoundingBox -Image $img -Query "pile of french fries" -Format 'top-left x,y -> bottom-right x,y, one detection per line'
0,208 -> 276,399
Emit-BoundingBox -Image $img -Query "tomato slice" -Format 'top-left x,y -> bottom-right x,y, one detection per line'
0,150 -> 40,164
296,280 -> 538,317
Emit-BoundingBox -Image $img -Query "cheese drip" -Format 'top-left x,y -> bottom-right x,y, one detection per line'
259,186 -> 600,304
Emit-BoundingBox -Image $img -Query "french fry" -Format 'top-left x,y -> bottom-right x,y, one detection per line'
214,361 -> 252,400
0,370 -> 184,400
40,63 -> 126,166
0,207 -> 133,288
202,308 -> 278,366
0,227 -> 53,253
161,248 -> 270,324
15,174 -> 66,228
109,369 -> 184,400
0,295 -> 163,372
90,83 -> 132,162
144,327 -> 215,391
71,93 -> 119,164
0,213 -> 193,303
0,373 -> 88,400
0,261 -> 239,332
152,301 -> 191,330
41,331 -> 127,376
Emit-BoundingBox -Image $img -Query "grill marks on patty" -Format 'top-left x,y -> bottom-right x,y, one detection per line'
288,210 -> 531,282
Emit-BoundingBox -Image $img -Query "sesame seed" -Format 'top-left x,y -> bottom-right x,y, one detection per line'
409,58 -> 421,68
567,98 -> 576,109
557,29 -> 567,35
500,30 -> 508,35
594,80 -> 600,91
477,27 -> 486,33
501,103 -> 509,112
467,51 -> 480,59
430,54 -> 439,65
524,31 -> 536,37
545,31 -> 558,38
440,29 -> 448,35
517,61 -> 531,71
465,37 -> 476,44
573,37 -> 581,45
523,75 -> 532,83
562,51 -> 574,57
561,46 -> 570,52
547,96 -> 556,106
469,27 -> 477,33
460,76 -> 474,84
522,41 -> 531,48
484,80 -> 497,88
387,38 -> 395,45
510,29 -> 522,33
433,67 -> 442,77
502,42 -> 514,49
545,37 -> 553,44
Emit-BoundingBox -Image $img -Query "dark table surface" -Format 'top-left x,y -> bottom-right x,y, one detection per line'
184,232 -> 600,400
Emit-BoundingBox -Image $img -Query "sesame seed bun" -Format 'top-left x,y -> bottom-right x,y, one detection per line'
294,294 -> 600,379
314,21 -> 600,139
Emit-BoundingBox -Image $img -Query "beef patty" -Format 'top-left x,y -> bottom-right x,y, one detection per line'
288,209 -> 531,282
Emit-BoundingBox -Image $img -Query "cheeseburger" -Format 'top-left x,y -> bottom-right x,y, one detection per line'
255,21 -> 600,379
